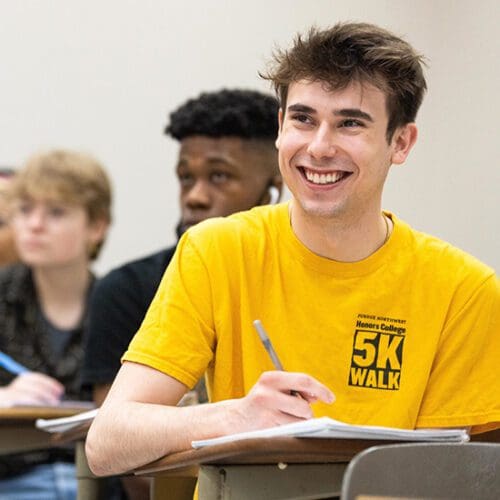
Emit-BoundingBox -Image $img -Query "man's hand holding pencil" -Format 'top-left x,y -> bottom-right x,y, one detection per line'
227,370 -> 334,433
220,320 -> 335,434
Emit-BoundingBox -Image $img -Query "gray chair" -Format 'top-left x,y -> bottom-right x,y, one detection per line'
341,442 -> 500,500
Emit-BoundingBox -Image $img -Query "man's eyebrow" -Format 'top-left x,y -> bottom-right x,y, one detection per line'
287,103 -> 316,114
206,154 -> 233,163
287,104 -> 374,123
334,108 -> 373,122
177,154 -> 236,167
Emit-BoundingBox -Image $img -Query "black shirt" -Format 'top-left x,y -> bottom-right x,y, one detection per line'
0,264 -> 93,395
81,247 -> 176,388
0,263 -> 93,477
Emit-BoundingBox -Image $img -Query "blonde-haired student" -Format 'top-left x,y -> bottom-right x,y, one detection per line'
0,149 -> 112,499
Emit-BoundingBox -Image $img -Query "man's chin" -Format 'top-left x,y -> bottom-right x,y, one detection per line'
176,222 -> 192,239
177,218 -> 214,238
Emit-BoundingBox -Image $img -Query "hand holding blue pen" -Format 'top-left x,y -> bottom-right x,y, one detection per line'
0,353 -> 64,406
0,351 -> 30,375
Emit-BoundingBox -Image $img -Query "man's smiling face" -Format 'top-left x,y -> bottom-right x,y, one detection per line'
276,80 -> 407,223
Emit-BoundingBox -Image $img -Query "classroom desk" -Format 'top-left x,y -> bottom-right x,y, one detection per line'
8,411 -> 497,500
0,405 -> 101,500
50,423 -> 111,500
135,436 -> 393,500
134,429 -> 500,500
0,405 -> 89,455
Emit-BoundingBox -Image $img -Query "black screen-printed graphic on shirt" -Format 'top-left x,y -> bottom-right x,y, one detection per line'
349,313 -> 406,390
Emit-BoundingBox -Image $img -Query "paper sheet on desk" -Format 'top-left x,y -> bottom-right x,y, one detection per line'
192,416 -> 470,448
36,408 -> 98,433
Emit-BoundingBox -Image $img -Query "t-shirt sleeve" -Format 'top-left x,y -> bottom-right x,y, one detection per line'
416,274 -> 500,433
123,234 -> 215,389
81,269 -> 146,388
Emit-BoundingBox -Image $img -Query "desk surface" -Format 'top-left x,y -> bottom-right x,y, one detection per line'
0,404 -> 90,421
135,431 -> 500,500
135,436 -> 395,476
136,437 -> 398,500
0,404 -> 92,455
136,426 -> 500,476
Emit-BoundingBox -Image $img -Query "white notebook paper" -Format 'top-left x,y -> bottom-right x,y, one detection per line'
36,408 -> 98,433
192,416 -> 469,448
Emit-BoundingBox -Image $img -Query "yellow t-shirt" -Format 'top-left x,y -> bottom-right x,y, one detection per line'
124,203 -> 500,433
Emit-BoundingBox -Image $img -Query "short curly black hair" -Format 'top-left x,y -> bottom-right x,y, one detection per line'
165,89 -> 279,141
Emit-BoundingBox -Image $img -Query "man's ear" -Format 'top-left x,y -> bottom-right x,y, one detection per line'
89,218 -> 109,247
270,174 -> 283,196
261,175 -> 284,206
391,123 -> 418,165
86,218 -> 109,259
275,108 -> 283,149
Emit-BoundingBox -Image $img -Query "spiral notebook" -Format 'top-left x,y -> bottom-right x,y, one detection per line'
192,416 -> 469,448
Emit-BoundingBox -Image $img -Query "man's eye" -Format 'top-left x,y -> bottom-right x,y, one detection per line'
211,172 -> 229,184
341,119 -> 364,128
291,113 -> 312,125
48,206 -> 66,217
178,174 -> 193,187
18,203 -> 33,215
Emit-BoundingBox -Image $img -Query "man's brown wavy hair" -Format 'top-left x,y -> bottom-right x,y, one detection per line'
261,22 -> 427,142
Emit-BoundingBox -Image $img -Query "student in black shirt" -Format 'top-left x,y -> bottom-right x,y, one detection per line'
81,89 -> 281,499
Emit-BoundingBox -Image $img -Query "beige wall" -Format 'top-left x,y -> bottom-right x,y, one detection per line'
1,0 -> 498,273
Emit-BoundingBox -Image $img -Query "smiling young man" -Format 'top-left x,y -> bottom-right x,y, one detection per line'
277,79 -> 414,262
86,23 -> 500,477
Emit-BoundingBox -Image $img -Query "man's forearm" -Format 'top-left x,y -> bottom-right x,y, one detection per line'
86,399 -> 235,476
85,366 -> 334,476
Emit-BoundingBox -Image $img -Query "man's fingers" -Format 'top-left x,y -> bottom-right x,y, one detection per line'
18,372 -> 64,395
236,371 -> 337,433
14,373 -> 64,402
270,390 -> 314,420
293,388 -> 335,404
259,371 -> 335,404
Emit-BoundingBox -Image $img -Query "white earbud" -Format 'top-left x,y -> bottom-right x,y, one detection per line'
268,186 -> 280,205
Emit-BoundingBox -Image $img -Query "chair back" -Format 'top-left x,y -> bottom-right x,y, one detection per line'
341,442 -> 500,500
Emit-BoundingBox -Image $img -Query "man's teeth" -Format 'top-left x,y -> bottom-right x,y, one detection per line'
305,170 -> 344,185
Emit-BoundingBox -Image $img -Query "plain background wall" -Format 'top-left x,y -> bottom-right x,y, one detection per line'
1,0 -> 498,274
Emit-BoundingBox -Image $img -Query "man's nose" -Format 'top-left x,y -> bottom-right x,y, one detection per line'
25,207 -> 46,228
184,180 -> 212,208
306,123 -> 337,159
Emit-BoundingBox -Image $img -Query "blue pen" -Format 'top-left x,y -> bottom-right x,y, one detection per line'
0,351 -> 30,375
